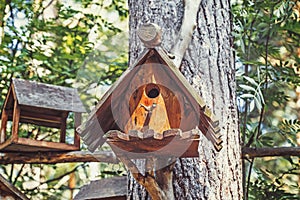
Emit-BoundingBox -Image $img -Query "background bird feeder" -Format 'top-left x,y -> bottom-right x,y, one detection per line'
0,78 -> 85,152
78,23 -> 222,158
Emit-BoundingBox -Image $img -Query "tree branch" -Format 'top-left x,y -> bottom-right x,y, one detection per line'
242,147 -> 300,158
24,163 -> 85,192
0,151 -> 119,164
170,0 -> 202,68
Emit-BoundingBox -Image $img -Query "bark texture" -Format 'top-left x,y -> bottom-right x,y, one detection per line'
127,0 -> 242,199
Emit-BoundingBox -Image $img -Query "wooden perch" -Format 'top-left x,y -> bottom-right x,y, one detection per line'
170,0 -> 202,68
137,23 -> 162,48
0,151 -> 118,164
137,0 -> 202,68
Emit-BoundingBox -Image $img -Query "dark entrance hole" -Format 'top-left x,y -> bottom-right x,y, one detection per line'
145,84 -> 160,98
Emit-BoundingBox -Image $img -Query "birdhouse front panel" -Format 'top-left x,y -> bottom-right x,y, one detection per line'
109,53 -> 201,135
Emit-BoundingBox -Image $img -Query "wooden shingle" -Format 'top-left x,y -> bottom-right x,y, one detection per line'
74,176 -> 127,200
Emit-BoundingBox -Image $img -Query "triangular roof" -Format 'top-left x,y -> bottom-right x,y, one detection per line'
78,47 -> 221,152
3,78 -> 85,113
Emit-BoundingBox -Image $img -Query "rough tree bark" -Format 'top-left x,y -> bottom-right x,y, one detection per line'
127,0 -> 242,199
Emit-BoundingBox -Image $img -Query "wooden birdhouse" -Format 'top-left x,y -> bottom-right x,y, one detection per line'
0,78 -> 85,152
78,23 -> 222,158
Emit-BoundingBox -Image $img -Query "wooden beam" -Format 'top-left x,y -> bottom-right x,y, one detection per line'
60,112 -> 69,143
1,147 -> 299,165
74,112 -> 81,148
11,102 -> 20,141
0,109 -> 8,143
0,151 -> 119,164
242,147 -> 300,158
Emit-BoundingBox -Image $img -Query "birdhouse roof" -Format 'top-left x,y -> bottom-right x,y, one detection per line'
78,47 -> 221,152
74,176 -> 127,200
0,174 -> 29,200
4,78 -> 85,113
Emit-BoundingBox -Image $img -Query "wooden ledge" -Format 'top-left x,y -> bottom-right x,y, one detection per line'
0,151 -> 118,164
105,129 -> 202,158
0,138 -> 79,152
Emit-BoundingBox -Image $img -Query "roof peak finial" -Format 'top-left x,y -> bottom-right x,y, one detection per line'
137,23 -> 162,48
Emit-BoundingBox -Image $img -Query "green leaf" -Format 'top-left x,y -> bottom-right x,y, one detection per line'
239,84 -> 256,92
254,96 -> 262,111
244,76 -> 259,86
257,87 -> 265,104
240,93 -> 255,99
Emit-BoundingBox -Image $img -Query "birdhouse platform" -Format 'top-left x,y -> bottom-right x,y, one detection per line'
105,129 -> 201,159
0,78 -> 85,152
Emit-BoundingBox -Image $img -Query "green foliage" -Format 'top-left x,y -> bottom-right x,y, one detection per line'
0,0 -> 128,199
233,0 -> 300,199
1,0 -> 299,199
0,0 -> 128,106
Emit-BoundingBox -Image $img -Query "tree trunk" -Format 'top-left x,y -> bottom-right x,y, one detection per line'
127,0 -> 243,199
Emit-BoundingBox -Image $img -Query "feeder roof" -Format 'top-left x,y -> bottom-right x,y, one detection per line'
74,176 -> 127,200
7,78 -> 85,113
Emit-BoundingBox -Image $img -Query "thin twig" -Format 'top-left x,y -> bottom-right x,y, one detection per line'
245,158 -> 254,200
9,163 -> 14,182
242,8 -> 259,198
13,164 -> 25,185
24,163 -> 86,192
245,3 -> 278,199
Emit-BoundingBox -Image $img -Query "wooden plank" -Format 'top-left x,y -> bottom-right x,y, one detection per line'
20,105 -> 64,117
107,129 -> 200,158
19,117 -> 61,128
11,102 -> 20,141
17,138 -> 79,151
0,151 -> 118,164
0,138 -> 14,151
18,117 -> 61,129
1,84 -> 14,110
12,78 -> 85,113
8,110 -> 62,128
74,112 -> 81,148
60,112 -> 68,143
20,111 -> 62,123
0,138 -> 79,152
108,138 -> 200,159
0,109 -> 8,143
8,105 -> 64,128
